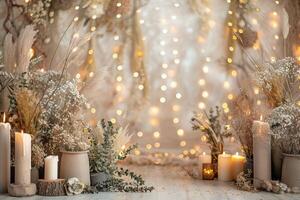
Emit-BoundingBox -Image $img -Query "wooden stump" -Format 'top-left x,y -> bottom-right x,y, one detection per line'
37,179 -> 66,196
8,183 -> 37,197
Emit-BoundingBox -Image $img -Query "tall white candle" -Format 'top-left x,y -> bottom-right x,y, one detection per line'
198,152 -> 211,179
44,156 -> 59,180
15,131 -> 31,185
218,152 -> 233,181
231,152 -> 246,180
0,114 -> 11,193
253,116 -> 271,188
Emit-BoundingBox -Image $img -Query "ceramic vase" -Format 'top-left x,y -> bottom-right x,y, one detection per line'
60,151 -> 90,185
281,153 -> 300,188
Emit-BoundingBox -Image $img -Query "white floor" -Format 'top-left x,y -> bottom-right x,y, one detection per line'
1,165 -> 299,200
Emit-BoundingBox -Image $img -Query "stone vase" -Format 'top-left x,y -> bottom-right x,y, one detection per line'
90,172 -> 110,186
281,153 -> 300,188
60,151 -> 90,186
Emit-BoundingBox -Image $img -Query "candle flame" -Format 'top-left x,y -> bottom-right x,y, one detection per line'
260,115 -> 263,121
235,152 -> 239,156
203,152 -> 206,155
223,152 -> 226,155
3,113 -> 5,123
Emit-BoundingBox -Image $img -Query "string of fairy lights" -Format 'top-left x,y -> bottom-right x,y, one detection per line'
26,0 -> 286,152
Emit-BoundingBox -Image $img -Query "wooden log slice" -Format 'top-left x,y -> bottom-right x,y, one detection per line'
37,179 -> 66,196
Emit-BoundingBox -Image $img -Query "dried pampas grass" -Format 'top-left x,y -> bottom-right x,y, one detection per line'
3,25 -> 37,73
17,25 -> 37,73
15,88 -> 40,137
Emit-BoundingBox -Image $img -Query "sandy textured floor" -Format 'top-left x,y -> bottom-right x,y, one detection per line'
0,165 -> 299,200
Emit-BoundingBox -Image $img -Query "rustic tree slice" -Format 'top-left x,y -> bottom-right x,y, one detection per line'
37,179 -> 66,196
8,183 -> 37,197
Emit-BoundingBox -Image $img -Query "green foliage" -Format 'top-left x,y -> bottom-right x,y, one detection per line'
88,119 -> 154,193
94,167 -> 154,192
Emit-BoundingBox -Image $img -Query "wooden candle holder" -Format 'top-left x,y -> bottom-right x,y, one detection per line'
8,183 -> 36,197
37,179 -> 66,196
202,163 -> 215,180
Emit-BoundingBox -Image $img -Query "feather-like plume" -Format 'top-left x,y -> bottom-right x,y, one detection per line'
3,33 -> 17,72
282,9 -> 289,39
114,125 -> 133,153
16,25 -> 37,73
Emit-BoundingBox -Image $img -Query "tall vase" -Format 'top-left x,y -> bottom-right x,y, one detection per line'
281,153 -> 300,188
60,151 -> 90,186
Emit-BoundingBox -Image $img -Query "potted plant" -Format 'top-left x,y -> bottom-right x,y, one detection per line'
255,57 -> 300,180
89,119 -> 135,186
268,103 -> 300,188
59,122 -> 91,185
191,107 -> 232,166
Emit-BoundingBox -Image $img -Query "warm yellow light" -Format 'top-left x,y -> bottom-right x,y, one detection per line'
160,85 -> 167,91
231,70 -> 237,77
227,94 -> 234,100
137,131 -> 143,137
176,93 -> 182,99
138,85 -> 144,90
91,108 -> 96,114
146,144 -> 152,150
133,72 -> 139,77
170,81 -> 177,88
198,79 -> 206,86
154,142 -> 160,148
153,131 -> 160,138
203,66 -> 209,73
223,81 -> 230,89
227,58 -> 233,64
198,102 -> 206,109
160,97 -> 166,103
180,141 -> 186,147
111,118 -> 116,123
201,135 -> 207,142
149,106 -> 159,116
172,105 -> 180,112
116,109 -> 123,116
173,118 -> 179,124
117,65 -> 123,71
202,91 -> 209,98
177,129 -> 184,137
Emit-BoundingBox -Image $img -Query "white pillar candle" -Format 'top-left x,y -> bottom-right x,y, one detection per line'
218,152 -> 233,181
252,116 -> 271,188
0,114 -> 11,193
15,131 -> 31,185
198,152 -> 211,179
44,156 -> 59,180
231,152 -> 246,180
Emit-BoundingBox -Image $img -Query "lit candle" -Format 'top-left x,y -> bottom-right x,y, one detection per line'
231,152 -> 246,180
252,115 -> 271,188
218,152 -> 233,181
198,152 -> 211,179
44,156 -> 59,180
0,113 -> 11,193
15,130 -> 32,185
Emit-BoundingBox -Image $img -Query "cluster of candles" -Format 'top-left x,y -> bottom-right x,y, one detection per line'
198,116 -> 271,186
0,113 -> 59,193
199,151 -> 246,181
